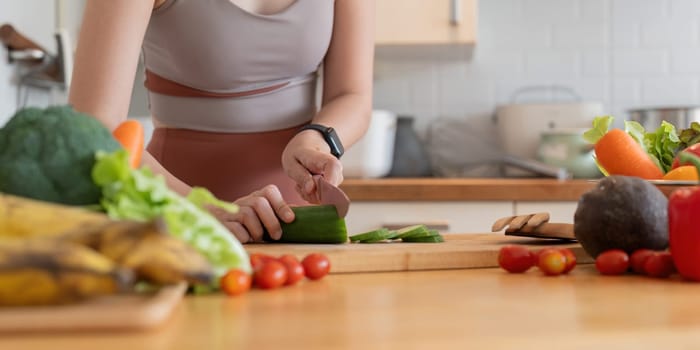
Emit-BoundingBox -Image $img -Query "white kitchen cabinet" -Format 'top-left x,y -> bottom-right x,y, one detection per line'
345,201 -> 513,235
514,201 -> 579,224
375,0 -> 477,46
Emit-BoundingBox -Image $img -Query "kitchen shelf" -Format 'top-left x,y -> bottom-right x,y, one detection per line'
340,178 -> 595,201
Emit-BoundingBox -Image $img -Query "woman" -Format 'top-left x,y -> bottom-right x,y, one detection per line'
68,0 -> 374,243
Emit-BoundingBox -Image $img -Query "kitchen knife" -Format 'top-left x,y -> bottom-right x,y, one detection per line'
314,175 -> 350,218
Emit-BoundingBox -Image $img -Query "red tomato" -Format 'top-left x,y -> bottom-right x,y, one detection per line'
220,269 -> 252,296
250,253 -> 277,272
672,143 -> 700,169
498,245 -> 534,273
644,252 -> 676,278
595,250 -> 629,275
537,248 -> 567,276
254,260 -> 288,289
278,254 -> 305,286
560,248 -> 577,274
302,253 -> 331,280
629,249 -> 655,274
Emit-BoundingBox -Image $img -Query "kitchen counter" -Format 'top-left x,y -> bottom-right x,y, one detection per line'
339,178 -> 687,201
5,266 -> 700,349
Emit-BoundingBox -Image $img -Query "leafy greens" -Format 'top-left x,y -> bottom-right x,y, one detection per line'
92,150 -> 251,282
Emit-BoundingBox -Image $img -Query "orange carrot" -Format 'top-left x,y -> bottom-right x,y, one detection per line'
112,120 -> 144,169
594,128 -> 664,180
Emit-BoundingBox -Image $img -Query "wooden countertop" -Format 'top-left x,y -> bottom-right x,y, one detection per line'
339,178 -> 687,201
5,266 -> 700,349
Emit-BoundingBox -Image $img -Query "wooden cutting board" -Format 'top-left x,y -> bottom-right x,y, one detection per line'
0,283 -> 186,333
246,233 -> 593,273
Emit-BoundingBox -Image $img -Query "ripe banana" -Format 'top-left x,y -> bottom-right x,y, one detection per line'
0,193 -> 109,239
0,193 -> 214,286
69,220 -> 215,286
0,239 -> 133,306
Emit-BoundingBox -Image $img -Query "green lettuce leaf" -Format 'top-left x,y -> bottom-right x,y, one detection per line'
92,149 -> 251,284
583,116 -> 614,144
623,120 -> 647,150
678,121 -> 700,148
638,121 -> 680,173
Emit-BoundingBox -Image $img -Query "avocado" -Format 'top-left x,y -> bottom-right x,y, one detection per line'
573,175 -> 668,258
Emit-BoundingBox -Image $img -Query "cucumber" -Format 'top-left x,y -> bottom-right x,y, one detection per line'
400,229 -> 441,239
350,228 -> 390,242
401,235 -> 445,243
394,224 -> 430,239
359,229 -> 406,243
349,224 -> 444,243
262,205 -> 348,244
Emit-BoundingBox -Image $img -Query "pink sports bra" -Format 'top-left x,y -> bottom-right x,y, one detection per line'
141,0 -> 335,132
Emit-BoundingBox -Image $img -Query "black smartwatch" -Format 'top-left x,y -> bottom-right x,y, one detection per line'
298,123 -> 344,159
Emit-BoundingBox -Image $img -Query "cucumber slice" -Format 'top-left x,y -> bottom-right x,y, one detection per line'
393,224 -> 430,239
350,228 -> 390,242
402,235 -> 445,243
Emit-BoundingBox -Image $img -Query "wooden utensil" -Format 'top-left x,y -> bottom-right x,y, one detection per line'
491,212 -> 576,241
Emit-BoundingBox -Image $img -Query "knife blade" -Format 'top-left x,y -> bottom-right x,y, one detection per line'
313,175 -> 350,218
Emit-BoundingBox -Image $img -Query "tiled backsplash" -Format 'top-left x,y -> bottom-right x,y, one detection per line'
373,0 -> 700,137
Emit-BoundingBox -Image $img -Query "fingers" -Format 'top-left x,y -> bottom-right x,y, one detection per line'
221,185 -> 294,242
288,153 -> 344,201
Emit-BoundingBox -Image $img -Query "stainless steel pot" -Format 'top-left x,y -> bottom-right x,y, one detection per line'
628,106 -> 700,130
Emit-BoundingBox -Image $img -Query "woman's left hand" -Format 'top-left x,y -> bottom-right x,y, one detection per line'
209,185 -> 295,243
282,130 -> 343,203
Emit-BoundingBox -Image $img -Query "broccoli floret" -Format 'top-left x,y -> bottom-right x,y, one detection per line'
0,105 -> 121,205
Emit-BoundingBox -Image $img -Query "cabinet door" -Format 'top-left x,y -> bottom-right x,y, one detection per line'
375,0 -> 477,45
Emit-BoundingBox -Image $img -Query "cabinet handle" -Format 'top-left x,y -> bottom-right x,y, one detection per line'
450,0 -> 461,26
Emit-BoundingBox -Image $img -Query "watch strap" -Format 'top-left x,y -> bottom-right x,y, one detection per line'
298,123 -> 344,159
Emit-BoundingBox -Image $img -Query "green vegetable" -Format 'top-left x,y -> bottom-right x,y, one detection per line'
92,149 -> 251,281
394,224 -> 431,239
0,105 -> 121,205
402,235 -> 445,243
263,205 -> 348,244
583,115 -> 681,173
626,120 -> 680,173
582,116 -> 614,144
349,224 -> 444,243
678,122 -> 700,149
349,228 -> 391,242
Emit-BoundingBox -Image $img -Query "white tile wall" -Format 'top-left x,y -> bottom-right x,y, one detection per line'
373,0 -> 700,137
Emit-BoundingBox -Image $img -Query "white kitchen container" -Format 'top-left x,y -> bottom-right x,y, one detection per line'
342,110 -> 397,178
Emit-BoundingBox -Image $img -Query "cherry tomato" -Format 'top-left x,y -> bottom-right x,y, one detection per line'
498,245 -> 534,273
250,253 -> 277,272
537,248 -> 567,276
254,260 -> 288,289
302,253 -> 331,280
560,248 -> 577,274
595,249 -> 629,275
644,252 -> 676,278
220,269 -> 252,296
629,249 -> 655,274
278,254 -> 305,286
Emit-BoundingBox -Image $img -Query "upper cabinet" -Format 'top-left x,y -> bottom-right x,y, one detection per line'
375,0 -> 477,46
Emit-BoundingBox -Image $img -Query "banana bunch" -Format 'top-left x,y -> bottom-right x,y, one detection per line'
0,193 -> 214,306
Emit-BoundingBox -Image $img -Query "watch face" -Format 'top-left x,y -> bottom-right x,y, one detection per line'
326,128 -> 344,158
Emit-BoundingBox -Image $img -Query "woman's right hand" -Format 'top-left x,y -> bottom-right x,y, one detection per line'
208,185 -> 295,243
